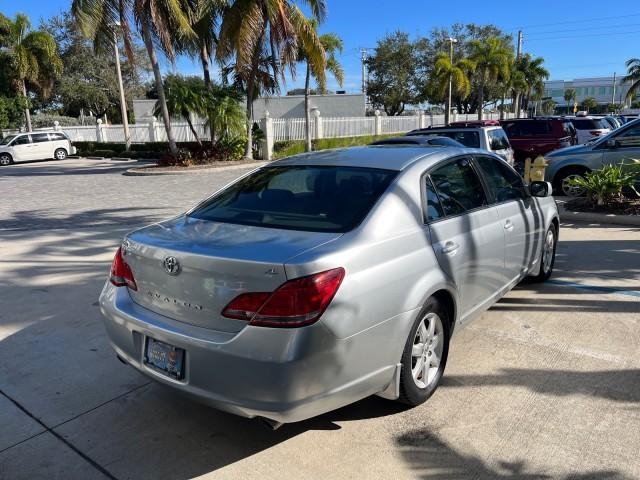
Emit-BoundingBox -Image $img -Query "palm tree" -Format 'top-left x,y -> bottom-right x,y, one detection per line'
468,37 -> 510,120
564,88 -> 577,115
72,0 -> 195,155
509,68 -> 527,117
2,13 -> 62,132
154,76 -> 206,145
623,58 -> 640,103
217,0 -> 327,159
582,96 -> 598,113
204,86 -> 246,141
517,54 -> 549,115
300,28 -> 344,152
431,52 -> 474,124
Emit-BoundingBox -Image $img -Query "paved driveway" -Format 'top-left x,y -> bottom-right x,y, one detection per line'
1,158 -> 639,479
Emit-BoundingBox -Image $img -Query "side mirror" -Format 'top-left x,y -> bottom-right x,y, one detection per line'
529,181 -> 553,198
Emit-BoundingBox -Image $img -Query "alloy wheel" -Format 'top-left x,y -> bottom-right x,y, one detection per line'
411,312 -> 444,389
0,155 -> 11,166
542,228 -> 555,274
561,174 -> 585,196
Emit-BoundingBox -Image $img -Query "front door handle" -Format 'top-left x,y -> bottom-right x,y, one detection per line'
504,220 -> 514,231
441,241 -> 460,255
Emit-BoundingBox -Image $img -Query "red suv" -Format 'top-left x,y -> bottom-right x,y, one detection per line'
500,118 -> 577,165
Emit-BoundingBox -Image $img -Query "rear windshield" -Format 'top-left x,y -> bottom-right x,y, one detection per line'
189,166 -> 398,233
409,131 -> 480,148
502,120 -> 551,136
571,119 -> 607,130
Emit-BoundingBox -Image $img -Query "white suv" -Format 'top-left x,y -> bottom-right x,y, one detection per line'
0,131 -> 76,166
407,120 -> 515,165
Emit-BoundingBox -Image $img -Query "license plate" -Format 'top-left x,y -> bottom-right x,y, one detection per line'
144,338 -> 185,380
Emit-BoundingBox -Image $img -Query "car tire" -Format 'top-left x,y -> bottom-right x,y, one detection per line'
0,153 -> 13,166
529,224 -> 557,283
54,148 -> 68,160
397,296 -> 451,407
553,167 -> 588,196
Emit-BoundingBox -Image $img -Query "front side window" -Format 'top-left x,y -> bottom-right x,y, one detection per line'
475,156 -> 525,203
31,133 -> 50,143
189,166 -> 398,233
11,135 -> 30,146
615,125 -> 640,148
429,158 -> 486,217
488,129 -> 511,150
0,135 -> 16,145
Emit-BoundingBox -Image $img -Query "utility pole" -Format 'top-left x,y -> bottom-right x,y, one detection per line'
516,30 -> 523,58
360,48 -> 368,95
447,37 -> 458,125
611,72 -> 617,108
113,27 -> 131,150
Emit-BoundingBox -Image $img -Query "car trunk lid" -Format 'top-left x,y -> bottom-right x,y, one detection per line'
122,216 -> 341,333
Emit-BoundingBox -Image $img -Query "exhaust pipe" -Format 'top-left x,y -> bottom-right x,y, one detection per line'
258,417 -> 283,431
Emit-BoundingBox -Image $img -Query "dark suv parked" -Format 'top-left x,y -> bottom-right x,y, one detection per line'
500,118 -> 577,165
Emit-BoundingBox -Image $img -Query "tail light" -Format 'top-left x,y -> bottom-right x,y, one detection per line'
222,268 -> 345,328
109,247 -> 137,290
589,130 -> 604,136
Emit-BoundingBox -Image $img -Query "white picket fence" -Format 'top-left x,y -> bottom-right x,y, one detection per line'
4,120 -> 210,143
271,112 -> 516,142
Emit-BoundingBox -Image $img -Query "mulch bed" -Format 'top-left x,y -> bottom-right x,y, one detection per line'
565,198 -> 640,216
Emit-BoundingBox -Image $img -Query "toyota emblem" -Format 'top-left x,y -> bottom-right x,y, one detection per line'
163,256 -> 180,276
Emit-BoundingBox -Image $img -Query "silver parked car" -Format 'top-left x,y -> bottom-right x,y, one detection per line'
545,118 -> 640,195
100,146 -> 559,426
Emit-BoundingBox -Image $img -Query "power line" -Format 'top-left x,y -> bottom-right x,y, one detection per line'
526,29 -> 640,42
525,22 -> 640,38
504,12 -> 640,31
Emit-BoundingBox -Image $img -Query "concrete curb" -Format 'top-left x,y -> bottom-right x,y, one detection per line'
557,201 -> 640,227
123,161 -> 267,176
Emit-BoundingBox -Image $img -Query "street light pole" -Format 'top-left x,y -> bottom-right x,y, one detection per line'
447,37 -> 457,126
113,28 -> 131,150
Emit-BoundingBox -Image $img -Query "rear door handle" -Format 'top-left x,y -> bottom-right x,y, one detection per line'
441,241 -> 460,255
504,220 -> 514,231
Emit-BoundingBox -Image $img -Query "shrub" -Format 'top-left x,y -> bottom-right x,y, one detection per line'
272,134 -> 399,159
92,149 -> 116,158
568,162 -> 639,206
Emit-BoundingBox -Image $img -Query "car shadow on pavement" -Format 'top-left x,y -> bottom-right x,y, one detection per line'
0,160 -> 138,177
394,428 -> 629,479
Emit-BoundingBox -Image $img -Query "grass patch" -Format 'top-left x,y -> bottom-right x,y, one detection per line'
273,134 -> 399,159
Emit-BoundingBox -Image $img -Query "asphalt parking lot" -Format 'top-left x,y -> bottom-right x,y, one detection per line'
1,158 -> 639,480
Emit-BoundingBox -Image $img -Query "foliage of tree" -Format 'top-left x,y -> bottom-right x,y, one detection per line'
366,31 -> 421,116
468,37 -> 511,119
217,0 -> 327,158
0,13 -> 62,131
582,96 -> 598,112
40,12 -> 150,123
72,0 -> 196,154
427,51 -> 474,123
515,53 -> 549,114
623,58 -> 640,102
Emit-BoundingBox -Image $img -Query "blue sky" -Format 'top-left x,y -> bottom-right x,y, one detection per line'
6,0 -> 640,93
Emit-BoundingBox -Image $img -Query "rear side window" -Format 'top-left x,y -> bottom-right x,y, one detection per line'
424,177 -> 444,222
31,133 -> 50,143
49,133 -> 68,141
572,119 -> 607,130
487,129 -> 511,150
562,121 -> 576,137
411,131 -> 480,148
475,156 -> 524,203
429,158 -> 486,216
189,166 -> 398,233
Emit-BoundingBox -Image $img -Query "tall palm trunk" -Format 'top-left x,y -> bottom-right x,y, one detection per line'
513,92 -> 521,117
21,79 -> 32,132
244,31 -> 266,160
477,71 -> 485,120
304,64 -> 312,152
141,16 -> 177,154
200,44 -> 211,86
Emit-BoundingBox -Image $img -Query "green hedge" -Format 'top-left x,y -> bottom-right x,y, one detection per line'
74,141 -> 218,158
273,134 -> 398,159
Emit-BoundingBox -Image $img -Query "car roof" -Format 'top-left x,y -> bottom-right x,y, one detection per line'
269,145 -> 475,171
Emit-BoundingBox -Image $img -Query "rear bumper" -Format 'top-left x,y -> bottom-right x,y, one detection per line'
99,282 -> 399,423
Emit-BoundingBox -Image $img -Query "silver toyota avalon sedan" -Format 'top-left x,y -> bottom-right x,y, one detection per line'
100,145 -> 559,427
